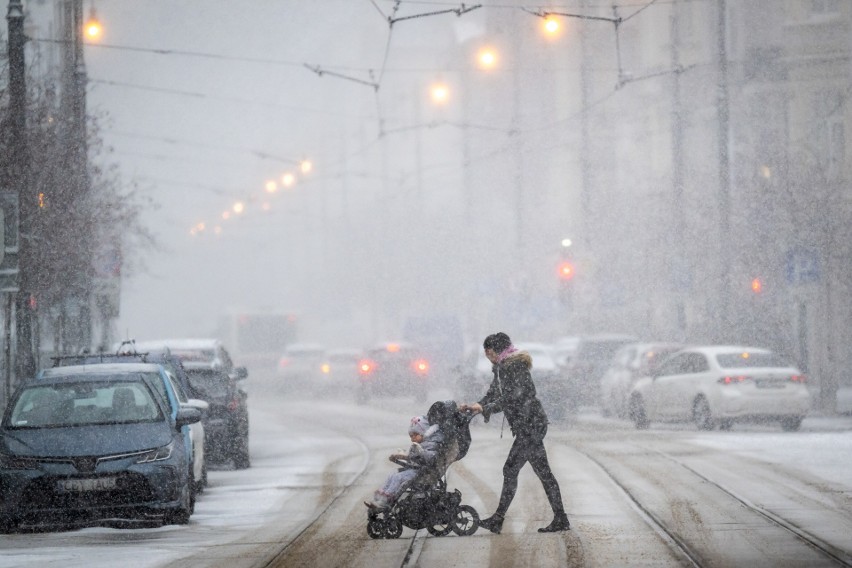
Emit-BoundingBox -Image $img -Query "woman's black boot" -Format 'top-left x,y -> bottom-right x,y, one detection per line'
538,513 -> 570,533
478,513 -> 504,534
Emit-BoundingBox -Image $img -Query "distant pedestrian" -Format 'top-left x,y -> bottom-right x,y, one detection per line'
460,332 -> 570,534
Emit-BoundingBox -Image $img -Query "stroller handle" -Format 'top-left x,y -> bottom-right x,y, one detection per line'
390,456 -> 420,469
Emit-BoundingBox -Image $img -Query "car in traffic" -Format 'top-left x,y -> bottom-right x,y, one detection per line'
133,339 -> 250,469
0,364 -> 200,531
599,342 -> 683,419
276,342 -> 328,394
560,334 -> 639,412
628,345 -> 810,431
512,343 -> 569,421
357,342 -> 430,403
318,348 -> 364,398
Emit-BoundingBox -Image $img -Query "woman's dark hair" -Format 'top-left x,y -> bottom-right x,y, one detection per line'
483,332 -> 511,353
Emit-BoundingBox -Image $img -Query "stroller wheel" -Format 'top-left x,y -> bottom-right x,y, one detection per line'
426,517 -> 453,537
451,505 -> 479,536
367,518 -> 385,539
384,518 -> 403,539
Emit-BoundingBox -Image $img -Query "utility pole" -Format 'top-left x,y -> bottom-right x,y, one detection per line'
58,0 -> 93,353
670,0 -> 687,337
7,0 -> 36,381
716,0 -> 732,341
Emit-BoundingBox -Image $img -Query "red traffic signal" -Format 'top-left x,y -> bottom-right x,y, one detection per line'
557,261 -> 576,281
751,278 -> 762,293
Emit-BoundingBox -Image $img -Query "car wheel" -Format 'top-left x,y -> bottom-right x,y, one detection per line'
629,395 -> 649,429
780,417 -> 802,432
196,462 -> 207,494
233,436 -> 251,470
693,397 -> 715,431
0,516 -> 18,534
165,487 -> 192,526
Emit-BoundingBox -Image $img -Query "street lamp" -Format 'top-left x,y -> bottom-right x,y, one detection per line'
281,172 -> 296,188
477,47 -> 498,70
543,16 -> 560,36
264,180 -> 278,193
84,7 -> 102,41
430,82 -> 450,105
300,160 -> 312,174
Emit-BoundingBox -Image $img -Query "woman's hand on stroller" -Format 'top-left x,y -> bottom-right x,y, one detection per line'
459,402 -> 482,415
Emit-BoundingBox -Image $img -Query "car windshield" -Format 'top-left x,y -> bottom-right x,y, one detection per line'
7,381 -> 163,428
716,352 -> 791,369
184,369 -> 232,399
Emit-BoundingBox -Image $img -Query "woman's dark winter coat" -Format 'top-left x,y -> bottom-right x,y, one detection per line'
478,351 -> 548,437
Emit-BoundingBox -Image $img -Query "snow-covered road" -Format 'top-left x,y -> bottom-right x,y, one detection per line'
1,387 -> 851,567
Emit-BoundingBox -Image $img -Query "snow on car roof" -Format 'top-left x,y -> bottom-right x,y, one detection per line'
132,339 -> 221,351
42,363 -> 163,376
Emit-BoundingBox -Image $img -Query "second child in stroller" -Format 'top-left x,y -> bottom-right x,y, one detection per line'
365,415 -> 439,509
364,400 -> 480,539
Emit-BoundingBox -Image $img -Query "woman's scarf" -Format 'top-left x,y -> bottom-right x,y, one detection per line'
496,344 -> 518,363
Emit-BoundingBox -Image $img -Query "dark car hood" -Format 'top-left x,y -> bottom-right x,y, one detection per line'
3,422 -> 173,458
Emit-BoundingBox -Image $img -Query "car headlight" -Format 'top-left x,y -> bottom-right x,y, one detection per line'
136,442 -> 174,464
0,452 -> 38,470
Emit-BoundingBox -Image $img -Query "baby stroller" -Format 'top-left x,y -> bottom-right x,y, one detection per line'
366,400 -> 480,539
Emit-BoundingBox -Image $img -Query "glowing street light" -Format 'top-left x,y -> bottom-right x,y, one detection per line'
233,201 -> 245,214
543,15 -> 560,36
222,211 -> 231,220
265,180 -> 278,193
281,172 -> 296,188
430,83 -> 450,105
84,8 -> 103,41
300,160 -> 313,174
477,47 -> 498,69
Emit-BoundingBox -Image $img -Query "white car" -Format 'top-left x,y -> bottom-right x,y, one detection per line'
599,342 -> 683,419
628,346 -> 810,431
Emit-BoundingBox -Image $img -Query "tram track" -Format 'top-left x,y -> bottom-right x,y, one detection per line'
571,437 -> 852,568
651,448 -> 852,568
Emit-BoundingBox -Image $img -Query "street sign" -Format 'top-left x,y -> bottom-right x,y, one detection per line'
785,249 -> 820,286
0,192 -> 19,293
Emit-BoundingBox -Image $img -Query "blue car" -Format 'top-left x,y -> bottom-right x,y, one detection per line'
0,364 -> 200,531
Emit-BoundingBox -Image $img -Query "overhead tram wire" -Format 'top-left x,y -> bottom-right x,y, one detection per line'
88,78 -> 363,118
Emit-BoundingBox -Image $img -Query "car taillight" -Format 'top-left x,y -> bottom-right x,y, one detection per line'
790,374 -> 807,383
228,399 -> 239,412
413,359 -> 429,375
278,357 -> 290,370
359,359 -> 375,375
718,375 -> 750,385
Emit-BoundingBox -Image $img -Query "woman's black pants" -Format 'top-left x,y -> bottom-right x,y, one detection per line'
494,425 -> 565,518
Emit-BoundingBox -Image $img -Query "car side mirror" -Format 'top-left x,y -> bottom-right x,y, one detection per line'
176,406 -> 202,429
234,366 -> 248,380
185,398 -> 209,412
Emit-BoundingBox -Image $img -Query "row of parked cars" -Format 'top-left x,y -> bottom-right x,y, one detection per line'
460,334 -> 811,432
0,338 -> 250,532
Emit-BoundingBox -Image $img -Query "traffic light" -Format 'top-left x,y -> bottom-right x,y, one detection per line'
557,261 -> 575,281
751,277 -> 763,294
557,260 -> 576,310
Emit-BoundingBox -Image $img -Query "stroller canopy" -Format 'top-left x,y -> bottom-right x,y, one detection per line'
427,400 -> 473,462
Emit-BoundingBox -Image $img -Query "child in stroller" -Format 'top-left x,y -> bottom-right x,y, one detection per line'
365,400 -> 480,539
